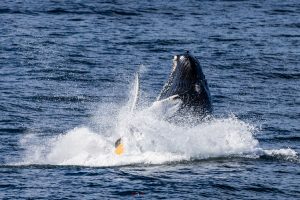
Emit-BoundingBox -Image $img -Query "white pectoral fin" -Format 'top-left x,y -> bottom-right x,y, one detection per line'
150,95 -> 182,118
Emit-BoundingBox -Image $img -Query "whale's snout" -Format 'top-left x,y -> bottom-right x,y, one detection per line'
172,52 -> 202,82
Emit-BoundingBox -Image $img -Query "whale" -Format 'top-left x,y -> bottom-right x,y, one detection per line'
114,51 -> 213,155
157,51 -> 213,123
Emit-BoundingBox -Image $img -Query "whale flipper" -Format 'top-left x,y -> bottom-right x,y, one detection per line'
115,72 -> 140,155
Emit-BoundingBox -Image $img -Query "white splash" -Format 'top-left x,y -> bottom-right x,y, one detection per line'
262,148 -> 298,161
18,75 -> 298,167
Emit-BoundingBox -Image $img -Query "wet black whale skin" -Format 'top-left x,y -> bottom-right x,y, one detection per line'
158,52 -> 213,121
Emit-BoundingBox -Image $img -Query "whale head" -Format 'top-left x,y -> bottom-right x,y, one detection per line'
158,51 -> 207,99
157,51 -> 212,119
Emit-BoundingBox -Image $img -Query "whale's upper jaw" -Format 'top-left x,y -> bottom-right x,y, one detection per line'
172,52 -> 205,83
157,52 -> 206,101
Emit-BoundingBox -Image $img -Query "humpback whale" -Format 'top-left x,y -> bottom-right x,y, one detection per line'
114,51 -> 213,155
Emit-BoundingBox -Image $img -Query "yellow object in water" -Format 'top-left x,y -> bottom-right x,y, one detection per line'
115,143 -> 124,155
114,138 -> 124,155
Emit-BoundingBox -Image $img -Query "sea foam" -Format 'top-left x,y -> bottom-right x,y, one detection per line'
19,76 -> 298,167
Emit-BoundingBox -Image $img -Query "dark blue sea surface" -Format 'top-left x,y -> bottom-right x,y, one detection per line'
1,0 -> 300,199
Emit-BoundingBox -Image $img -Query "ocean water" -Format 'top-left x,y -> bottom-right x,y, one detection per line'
0,0 -> 299,199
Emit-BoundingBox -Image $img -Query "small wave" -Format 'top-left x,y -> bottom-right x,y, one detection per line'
284,23 -> 300,28
272,34 -> 300,38
0,127 -> 27,134
270,9 -> 296,14
24,95 -> 90,103
0,8 -> 38,15
118,39 -> 191,47
45,8 -> 140,17
244,184 -> 285,193
0,8 -> 11,14
273,136 -> 300,142
253,72 -> 300,80
209,37 -> 244,42
108,10 -> 140,16
260,148 -> 298,162
46,8 -> 92,15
